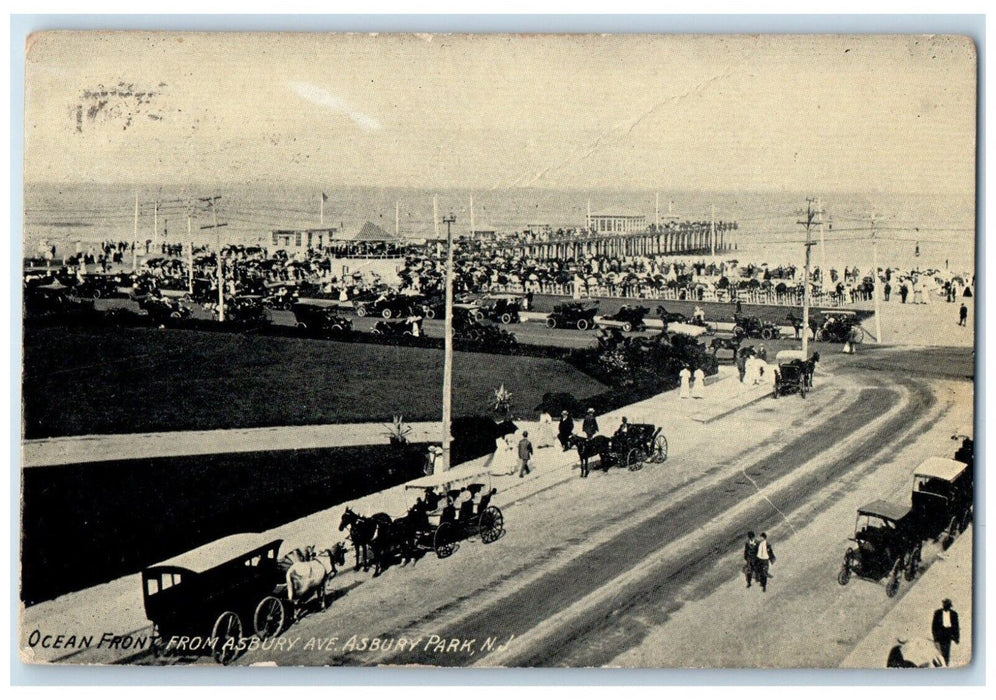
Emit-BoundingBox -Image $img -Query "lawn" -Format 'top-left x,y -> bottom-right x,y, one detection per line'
22,326 -> 606,438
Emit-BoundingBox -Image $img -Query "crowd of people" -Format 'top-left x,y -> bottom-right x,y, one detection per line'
31,232 -> 975,313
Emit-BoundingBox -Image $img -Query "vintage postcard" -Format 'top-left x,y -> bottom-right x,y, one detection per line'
19,32 -> 976,669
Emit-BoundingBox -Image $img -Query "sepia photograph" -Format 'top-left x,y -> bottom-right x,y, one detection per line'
17,31 -> 977,670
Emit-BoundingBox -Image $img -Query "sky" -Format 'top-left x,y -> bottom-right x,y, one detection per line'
24,32 -> 977,194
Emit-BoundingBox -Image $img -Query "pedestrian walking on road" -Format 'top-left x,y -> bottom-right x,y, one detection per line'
755,532 -> 776,592
743,531 -> 759,588
679,365 -> 692,398
517,431 -> 533,478
558,410 -> 575,451
959,303 -> 968,327
582,408 -> 600,438
692,367 -> 706,399
932,599 -> 960,666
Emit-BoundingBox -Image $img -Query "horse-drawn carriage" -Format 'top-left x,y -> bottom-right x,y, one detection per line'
337,467 -> 505,577
569,422 -> 668,478
142,534 -> 284,664
815,311 -> 864,344
837,500 -> 922,597
547,301 -> 599,330
732,313 -> 781,340
403,468 -> 506,558
597,305 -> 651,333
291,300 -> 353,336
142,534 -> 348,664
909,457 -> 973,550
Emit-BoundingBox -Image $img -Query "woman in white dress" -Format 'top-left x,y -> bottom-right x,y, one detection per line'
679,366 -> 692,399
484,434 -> 518,476
692,367 -> 706,398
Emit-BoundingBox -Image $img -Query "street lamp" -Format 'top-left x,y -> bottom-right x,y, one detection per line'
440,212 -> 456,472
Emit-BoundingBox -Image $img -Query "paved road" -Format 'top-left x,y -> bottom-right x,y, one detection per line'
202,346 -> 970,668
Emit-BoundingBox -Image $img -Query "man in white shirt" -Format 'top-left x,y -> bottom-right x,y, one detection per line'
931,599 -> 960,665
755,532 -> 776,592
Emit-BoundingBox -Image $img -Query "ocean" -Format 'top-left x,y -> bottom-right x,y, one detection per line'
22,183 -> 976,275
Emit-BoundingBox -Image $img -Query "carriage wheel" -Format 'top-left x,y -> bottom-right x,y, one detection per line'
622,322 -> 633,333
253,596 -> 286,640
546,317 -> 557,328
837,563 -> 851,586
500,312 -> 513,324
733,325 -> 746,340
475,310 -> 487,322
761,327 -> 774,340
626,448 -> 645,471
479,506 -> 505,544
434,522 -> 458,558
886,575 -> 901,598
815,328 -> 827,342
382,308 -> 393,319
651,434 -> 668,463
355,306 -> 366,317
425,308 -> 436,319
211,611 -> 243,665
849,326 -> 865,344
577,319 -> 590,331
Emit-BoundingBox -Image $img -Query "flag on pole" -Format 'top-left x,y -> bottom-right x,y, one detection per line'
322,192 -> 329,202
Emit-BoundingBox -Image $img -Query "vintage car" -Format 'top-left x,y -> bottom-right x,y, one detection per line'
474,294 -> 525,324
909,457 -> 973,549
838,500 -> 922,597
546,301 -> 599,330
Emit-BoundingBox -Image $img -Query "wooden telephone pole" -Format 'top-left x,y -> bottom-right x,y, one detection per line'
440,211 -> 457,473
199,196 -> 228,322
797,198 -> 818,357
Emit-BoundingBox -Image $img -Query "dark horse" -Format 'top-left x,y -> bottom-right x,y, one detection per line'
568,434 -> 612,478
339,507 -> 392,572
367,503 -> 429,577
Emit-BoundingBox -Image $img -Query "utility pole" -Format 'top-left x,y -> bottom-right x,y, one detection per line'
132,189 -> 139,272
797,198 -> 818,357
440,212 -> 457,473
187,209 -> 194,294
470,194 -> 475,236
587,198 -> 592,232
655,192 -> 660,230
153,200 -> 159,249
200,196 -> 228,322
395,201 -> 400,238
817,196 -> 827,286
871,215 -> 883,344
433,195 -> 440,238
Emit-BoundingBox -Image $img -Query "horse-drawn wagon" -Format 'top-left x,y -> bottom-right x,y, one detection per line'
837,501 -> 922,597
732,313 -> 781,340
142,534 -> 284,664
142,534 -> 348,663
815,311 -> 864,344
569,422 -> 668,478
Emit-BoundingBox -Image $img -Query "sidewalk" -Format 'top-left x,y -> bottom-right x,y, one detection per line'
22,421 -> 443,468
21,365 -> 765,664
840,526 -> 974,669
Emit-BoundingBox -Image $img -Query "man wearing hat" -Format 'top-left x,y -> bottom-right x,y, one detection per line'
582,408 -> 600,439
931,598 -> 960,665
558,410 -> 575,451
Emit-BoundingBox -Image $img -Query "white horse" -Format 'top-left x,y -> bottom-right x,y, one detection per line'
285,543 -> 347,617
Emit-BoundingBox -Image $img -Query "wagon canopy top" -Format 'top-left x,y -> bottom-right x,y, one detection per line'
913,457 -> 968,482
857,500 -> 911,523
147,533 -> 283,575
405,465 -> 493,491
